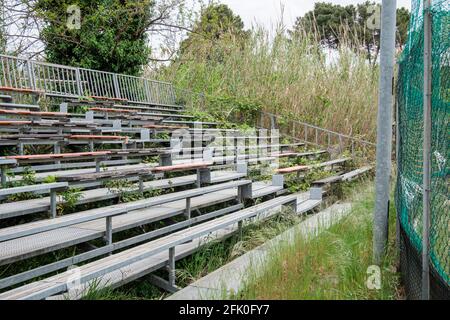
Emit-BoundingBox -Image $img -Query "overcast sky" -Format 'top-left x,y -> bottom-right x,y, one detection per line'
218,0 -> 412,29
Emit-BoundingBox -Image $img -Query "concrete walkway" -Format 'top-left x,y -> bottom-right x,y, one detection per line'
167,202 -> 352,300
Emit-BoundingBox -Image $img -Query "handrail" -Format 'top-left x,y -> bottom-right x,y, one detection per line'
258,111 -> 376,157
0,54 -> 177,106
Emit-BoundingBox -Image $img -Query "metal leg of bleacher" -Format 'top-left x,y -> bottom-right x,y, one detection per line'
138,177 -> 144,194
95,159 -> 101,173
105,216 -> 113,256
168,247 -> 176,288
149,247 -> 179,293
197,167 -> 211,187
50,190 -> 57,219
54,142 -> 61,166
237,183 -> 252,203
1,168 -> 6,187
160,153 -> 172,167
185,198 -> 191,220
238,220 -> 244,239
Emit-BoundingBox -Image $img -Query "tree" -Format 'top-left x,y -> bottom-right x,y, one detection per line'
179,3 -> 247,58
35,0 -> 154,75
0,1 -> 6,52
292,1 -> 410,63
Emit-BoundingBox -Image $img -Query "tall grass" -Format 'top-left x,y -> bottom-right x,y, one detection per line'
232,183 -> 401,300
161,24 -> 379,141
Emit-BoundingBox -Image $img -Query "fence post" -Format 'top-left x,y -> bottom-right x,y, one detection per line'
75,68 -> 82,97
422,0 -> 432,301
373,0 -> 397,265
113,74 -> 121,100
26,60 -> 35,91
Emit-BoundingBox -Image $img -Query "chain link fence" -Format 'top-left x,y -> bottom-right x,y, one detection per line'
396,0 -> 449,300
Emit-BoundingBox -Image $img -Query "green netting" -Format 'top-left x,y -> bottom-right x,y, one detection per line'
396,0 -> 449,295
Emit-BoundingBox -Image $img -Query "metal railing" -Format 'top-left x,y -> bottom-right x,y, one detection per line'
259,111 -> 376,158
0,54 -> 177,106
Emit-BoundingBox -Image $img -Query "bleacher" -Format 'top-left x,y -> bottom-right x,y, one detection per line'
0,54 -> 372,300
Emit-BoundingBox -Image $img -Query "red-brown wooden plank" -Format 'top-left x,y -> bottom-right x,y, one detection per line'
153,162 -> 213,173
69,135 -> 129,142
0,109 -> 69,117
0,86 -> 44,94
0,120 -> 32,126
6,151 -> 111,160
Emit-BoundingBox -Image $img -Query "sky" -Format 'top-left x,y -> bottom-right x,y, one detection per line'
218,0 -> 412,30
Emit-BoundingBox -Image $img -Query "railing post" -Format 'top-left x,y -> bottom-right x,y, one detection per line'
144,79 -> 152,104
75,68 -> 83,97
113,74 -> 120,100
26,60 -> 35,91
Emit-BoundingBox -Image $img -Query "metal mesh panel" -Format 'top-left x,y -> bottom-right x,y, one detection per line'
396,0 -> 449,300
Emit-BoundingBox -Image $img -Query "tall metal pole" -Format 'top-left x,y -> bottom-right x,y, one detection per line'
373,0 -> 397,265
422,0 -> 432,301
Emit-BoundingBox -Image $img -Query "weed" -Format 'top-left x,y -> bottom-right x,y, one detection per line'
57,188 -> 83,216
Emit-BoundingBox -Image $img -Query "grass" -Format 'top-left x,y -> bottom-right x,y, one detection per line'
232,182 -> 401,300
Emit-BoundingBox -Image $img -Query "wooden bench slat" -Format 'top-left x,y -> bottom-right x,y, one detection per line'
69,135 -> 129,141
0,102 -> 40,110
153,162 -> 213,173
0,109 -> 69,117
0,120 -> 32,126
6,151 -> 111,161
0,86 -> 44,94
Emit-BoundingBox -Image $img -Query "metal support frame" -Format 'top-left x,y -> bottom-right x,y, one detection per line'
50,190 -> 57,219
373,0 -> 397,265
167,247 -> 177,289
237,183 -> 252,203
138,176 -> 144,194
238,220 -> 243,238
159,153 -> 172,167
185,197 -> 191,219
105,216 -> 113,246
148,246 -> 179,293
1,167 -> 7,187
422,0 -> 432,301
95,159 -> 101,173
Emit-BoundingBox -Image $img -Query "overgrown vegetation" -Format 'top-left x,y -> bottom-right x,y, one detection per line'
5,167 -> 40,202
233,183 -> 401,300
56,188 -> 83,216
